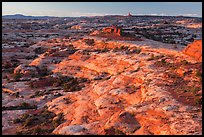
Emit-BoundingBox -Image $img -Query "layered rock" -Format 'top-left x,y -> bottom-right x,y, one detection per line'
102,26 -> 122,36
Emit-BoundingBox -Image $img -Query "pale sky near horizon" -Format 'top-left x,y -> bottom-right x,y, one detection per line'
2,2 -> 202,17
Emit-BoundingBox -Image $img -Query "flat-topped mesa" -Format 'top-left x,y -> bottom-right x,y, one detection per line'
183,39 -> 202,62
102,26 -> 122,36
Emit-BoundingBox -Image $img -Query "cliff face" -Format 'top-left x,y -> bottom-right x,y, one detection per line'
183,40 -> 202,62
102,26 -> 121,36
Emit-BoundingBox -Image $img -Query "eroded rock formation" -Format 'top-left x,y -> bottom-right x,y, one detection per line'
183,40 -> 202,62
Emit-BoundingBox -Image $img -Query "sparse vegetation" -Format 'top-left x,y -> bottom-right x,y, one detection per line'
34,47 -> 47,54
125,85 -> 140,94
57,76 -> 88,92
195,70 -> 202,80
163,70 -> 202,106
13,72 -> 22,81
95,48 -> 110,53
130,67 -> 140,73
154,58 -> 176,70
14,106 -> 62,135
37,66 -> 53,77
2,102 -> 37,111
181,60 -> 189,65
63,97 -> 72,104
183,86 -> 200,94
115,129 -> 126,135
105,127 -> 125,135
83,38 -> 95,46
52,113 -> 65,128
126,47 -> 141,54
147,54 -> 165,61
63,79 -> 83,92
30,90 -> 51,98
25,55 -> 38,60
113,46 -> 129,52
195,96 -> 202,105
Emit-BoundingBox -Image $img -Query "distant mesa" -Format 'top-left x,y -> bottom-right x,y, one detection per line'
183,39 -> 202,62
2,14 -> 56,19
90,25 -> 143,41
102,26 -> 122,36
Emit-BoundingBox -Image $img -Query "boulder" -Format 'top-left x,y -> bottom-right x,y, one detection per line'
104,111 -> 141,134
57,125 -> 86,135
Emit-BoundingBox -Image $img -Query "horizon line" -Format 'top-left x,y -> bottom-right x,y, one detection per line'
2,13 -> 202,18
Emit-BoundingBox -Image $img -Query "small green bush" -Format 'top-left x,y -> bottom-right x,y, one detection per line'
13,72 -> 22,81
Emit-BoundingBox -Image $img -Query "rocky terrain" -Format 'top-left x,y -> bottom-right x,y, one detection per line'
2,31 -> 202,135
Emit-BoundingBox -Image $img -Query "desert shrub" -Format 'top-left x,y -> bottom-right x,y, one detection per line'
183,86 -> 201,95
37,66 -> 52,77
195,97 -> 202,105
147,54 -> 165,61
3,59 -> 20,70
154,58 -> 176,69
63,98 -> 72,104
120,45 -> 129,50
34,47 -> 46,54
13,118 -> 21,124
31,90 -> 50,98
95,48 -> 110,53
3,62 -> 12,69
13,72 -> 22,81
130,67 -> 140,73
33,127 -> 42,134
127,47 -> 141,54
115,129 -> 126,135
84,38 -> 95,46
52,113 -> 64,128
181,60 -> 189,65
28,81 -> 37,88
3,102 -> 37,111
52,75 -> 74,87
67,44 -> 75,49
81,49 -> 91,55
195,70 -> 202,80
23,117 -> 36,127
62,77 -> 85,92
125,85 -> 140,94
41,109 -> 55,119
15,106 -> 58,134
14,92 -> 20,98
105,127 -> 125,135
16,131 -> 23,135
147,54 -> 155,61
113,46 -> 129,52
25,55 -> 38,60
161,59 -> 167,65
21,102 -> 37,109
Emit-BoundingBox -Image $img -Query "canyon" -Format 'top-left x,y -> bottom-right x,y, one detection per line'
2,15 -> 202,135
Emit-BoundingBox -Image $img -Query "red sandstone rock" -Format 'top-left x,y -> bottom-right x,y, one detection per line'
183,40 -> 202,62
102,26 -> 122,36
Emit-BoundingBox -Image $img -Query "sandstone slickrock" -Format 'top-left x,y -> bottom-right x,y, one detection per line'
2,36 -> 202,135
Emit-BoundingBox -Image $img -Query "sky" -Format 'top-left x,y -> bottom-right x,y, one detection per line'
2,2 -> 202,17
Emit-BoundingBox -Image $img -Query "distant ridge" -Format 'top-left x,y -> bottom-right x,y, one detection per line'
2,14 -> 202,20
2,14 -> 58,19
